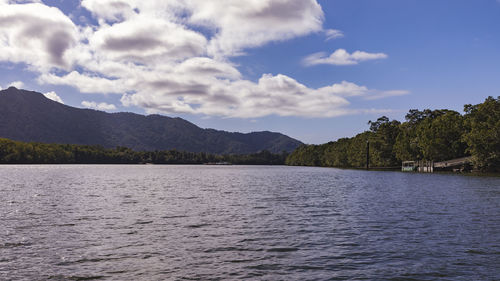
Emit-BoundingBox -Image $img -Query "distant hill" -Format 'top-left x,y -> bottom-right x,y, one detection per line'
0,87 -> 302,154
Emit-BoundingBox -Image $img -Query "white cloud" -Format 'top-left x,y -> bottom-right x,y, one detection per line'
120,74 -> 397,118
0,3 -> 78,70
81,101 -> 117,111
8,80 -> 24,88
303,49 -> 388,66
38,71 -> 128,94
81,0 -> 325,58
43,91 -> 64,104
324,29 -> 344,41
174,57 -> 241,80
364,90 -> 410,100
80,0 -> 137,23
2,1 -> 42,3
89,17 -> 207,64
186,0 -> 324,57
0,1 -> 406,119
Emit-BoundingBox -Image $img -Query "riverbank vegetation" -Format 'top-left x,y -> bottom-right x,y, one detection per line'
286,96 -> 499,172
0,138 -> 288,165
1,97 -> 497,171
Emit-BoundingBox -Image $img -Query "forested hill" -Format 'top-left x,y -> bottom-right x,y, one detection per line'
0,87 -> 302,154
286,96 -> 500,172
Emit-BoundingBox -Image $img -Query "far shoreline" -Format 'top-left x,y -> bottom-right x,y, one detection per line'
2,163 -> 498,177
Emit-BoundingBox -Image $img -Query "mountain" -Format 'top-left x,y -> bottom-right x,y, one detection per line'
0,87 -> 302,154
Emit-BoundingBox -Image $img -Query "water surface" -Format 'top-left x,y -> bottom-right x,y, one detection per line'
1,165 -> 499,280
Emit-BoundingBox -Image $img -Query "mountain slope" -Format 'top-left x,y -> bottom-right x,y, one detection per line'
0,87 -> 302,153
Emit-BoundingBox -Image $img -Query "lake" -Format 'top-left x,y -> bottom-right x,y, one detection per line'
1,165 -> 499,280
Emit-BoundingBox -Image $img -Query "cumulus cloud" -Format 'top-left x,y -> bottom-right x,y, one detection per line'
0,1 -> 405,119
81,101 -> 117,111
43,91 -> 64,104
8,80 -> 24,88
120,74 -> 396,118
89,17 -> 207,64
81,0 -> 324,58
303,49 -> 388,66
186,0 -> 324,57
0,3 -> 78,70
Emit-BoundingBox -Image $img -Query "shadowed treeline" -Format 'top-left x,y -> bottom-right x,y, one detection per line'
2,96 -> 497,171
286,96 -> 500,172
0,139 -> 288,165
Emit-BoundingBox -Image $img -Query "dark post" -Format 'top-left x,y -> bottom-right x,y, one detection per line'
366,140 -> 370,170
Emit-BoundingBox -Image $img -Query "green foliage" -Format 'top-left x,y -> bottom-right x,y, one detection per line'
287,97 -> 498,172
463,96 -> 500,172
368,117 -> 401,167
416,110 -> 466,161
287,120 -> 401,168
394,122 -> 421,161
0,138 -> 287,165
322,138 -> 350,167
347,131 -> 371,168
285,144 -> 326,166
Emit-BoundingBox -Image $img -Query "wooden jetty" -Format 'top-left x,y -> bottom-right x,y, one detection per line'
402,156 -> 472,173
433,157 -> 472,170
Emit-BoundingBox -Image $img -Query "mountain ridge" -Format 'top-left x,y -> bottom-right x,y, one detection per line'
0,87 -> 302,153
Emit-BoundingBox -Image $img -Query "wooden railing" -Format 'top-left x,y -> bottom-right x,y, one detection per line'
433,157 -> 472,168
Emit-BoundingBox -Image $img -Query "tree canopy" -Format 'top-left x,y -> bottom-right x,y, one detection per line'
287,97 -> 500,172
463,96 -> 500,171
0,138 -> 288,165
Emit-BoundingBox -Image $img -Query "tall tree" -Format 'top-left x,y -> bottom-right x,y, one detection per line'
416,110 -> 467,161
368,116 -> 401,166
463,96 -> 500,172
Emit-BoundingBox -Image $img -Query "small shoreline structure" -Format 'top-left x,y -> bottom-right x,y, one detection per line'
402,157 -> 472,173
402,161 -> 417,172
204,162 -> 232,165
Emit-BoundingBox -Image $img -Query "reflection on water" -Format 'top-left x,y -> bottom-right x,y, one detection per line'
1,165 -> 499,280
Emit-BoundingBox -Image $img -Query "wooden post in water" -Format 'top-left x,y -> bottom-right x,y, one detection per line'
366,140 -> 370,170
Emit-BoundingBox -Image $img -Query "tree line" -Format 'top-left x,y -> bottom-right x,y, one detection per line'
0,139 -> 288,165
1,96 -> 497,171
286,96 -> 499,172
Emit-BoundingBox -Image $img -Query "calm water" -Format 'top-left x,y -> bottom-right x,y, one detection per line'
0,165 -> 499,280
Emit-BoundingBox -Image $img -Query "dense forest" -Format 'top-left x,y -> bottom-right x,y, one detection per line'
0,138 -> 288,165
1,96 -> 498,171
286,96 -> 500,172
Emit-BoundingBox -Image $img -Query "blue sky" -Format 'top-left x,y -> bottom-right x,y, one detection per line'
0,0 -> 499,144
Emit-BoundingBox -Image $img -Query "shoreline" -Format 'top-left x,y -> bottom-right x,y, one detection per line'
2,163 -> 498,177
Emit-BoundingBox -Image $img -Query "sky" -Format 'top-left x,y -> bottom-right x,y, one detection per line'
0,0 -> 499,144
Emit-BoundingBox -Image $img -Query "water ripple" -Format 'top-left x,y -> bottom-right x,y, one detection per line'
0,165 -> 499,280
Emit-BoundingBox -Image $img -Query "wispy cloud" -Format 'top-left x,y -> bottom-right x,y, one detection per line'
303,49 -> 388,66
364,90 -> 410,100
81,101 -> 117,111
324,29 -> 344,41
